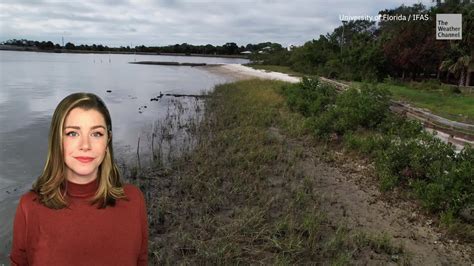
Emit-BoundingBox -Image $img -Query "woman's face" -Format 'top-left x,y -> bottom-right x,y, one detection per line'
63,107 -> 108,184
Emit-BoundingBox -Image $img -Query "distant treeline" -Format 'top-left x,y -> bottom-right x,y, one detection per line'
252,0 -> 473,86
1,39 -> 282,56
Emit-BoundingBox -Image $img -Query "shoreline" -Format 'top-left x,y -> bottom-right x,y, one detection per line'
0,46 -> 249,59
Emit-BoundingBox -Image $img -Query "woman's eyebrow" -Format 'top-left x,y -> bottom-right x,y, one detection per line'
64,125 -> 106,130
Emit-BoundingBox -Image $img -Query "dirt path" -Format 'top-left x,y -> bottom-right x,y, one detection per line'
277,129 -> 473,265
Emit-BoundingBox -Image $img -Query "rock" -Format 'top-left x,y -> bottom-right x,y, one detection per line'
391,255 -> 399,262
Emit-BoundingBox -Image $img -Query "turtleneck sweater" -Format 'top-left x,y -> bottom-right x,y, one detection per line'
9,178 -> 148,266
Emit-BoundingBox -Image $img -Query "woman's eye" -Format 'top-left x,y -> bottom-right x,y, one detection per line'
66,131 -> 78,137
92,132 -> 104,137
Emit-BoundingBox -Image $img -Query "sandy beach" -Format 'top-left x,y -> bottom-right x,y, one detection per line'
200,64 -> 301,83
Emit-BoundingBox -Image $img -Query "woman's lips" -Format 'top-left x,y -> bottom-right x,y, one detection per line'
75,157 -> 94,163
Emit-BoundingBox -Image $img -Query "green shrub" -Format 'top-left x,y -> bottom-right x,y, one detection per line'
321,84 -> 391,135
444,146 -> 474,212
379,172 -> 400,191
377,114 -> 424,139
343,131 -> 388,157
376,133 -> 455,185
412,180 -> 447,211
305,109 -> 337,138
282,77 -> 337,117
280,77 -> 473,218
411,164 -> 470,213
375,132 -> 474,214
341,84 -> 390,129
375,139 -> 417,189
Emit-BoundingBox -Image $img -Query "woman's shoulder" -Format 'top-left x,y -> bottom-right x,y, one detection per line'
16,191 -> 41,211
19,190 -> 39,203
123,183 -> 145,201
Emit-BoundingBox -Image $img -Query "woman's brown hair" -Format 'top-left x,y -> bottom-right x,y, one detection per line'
32,92 -> 127,209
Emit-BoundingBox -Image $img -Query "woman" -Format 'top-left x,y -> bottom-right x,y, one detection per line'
9,93 -> 148,266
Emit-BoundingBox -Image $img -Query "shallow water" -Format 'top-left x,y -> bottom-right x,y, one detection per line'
0,50 -> 247,262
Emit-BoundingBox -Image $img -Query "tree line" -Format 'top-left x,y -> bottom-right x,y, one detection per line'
252,0 -> 473,86
1,39 -> 282,56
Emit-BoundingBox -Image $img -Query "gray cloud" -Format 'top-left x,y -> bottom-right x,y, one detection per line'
0,0 -> 434,47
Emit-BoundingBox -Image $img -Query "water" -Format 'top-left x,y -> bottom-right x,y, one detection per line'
0,50 -> 247,262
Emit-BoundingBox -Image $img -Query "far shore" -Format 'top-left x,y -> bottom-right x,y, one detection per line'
0,45 -> 249,59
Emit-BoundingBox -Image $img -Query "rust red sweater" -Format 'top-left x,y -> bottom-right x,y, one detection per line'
9,178 -> 148,266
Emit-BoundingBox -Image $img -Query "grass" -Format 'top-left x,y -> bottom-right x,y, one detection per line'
349,81 -> 474,124
137,79 -> 406,264
380,83 -> 474,124
245,63 -> 305,77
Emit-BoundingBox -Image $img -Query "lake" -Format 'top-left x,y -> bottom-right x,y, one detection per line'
0,50 -> 248,262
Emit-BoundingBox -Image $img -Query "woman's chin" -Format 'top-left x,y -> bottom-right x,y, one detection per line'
67,167 -> 98,179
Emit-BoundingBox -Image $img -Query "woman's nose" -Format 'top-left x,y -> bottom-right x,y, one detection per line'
80,135 -> 91,150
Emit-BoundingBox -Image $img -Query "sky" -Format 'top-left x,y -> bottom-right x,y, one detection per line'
0,0 -> 436,48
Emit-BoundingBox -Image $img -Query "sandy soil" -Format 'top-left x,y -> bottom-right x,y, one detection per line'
269,127 -> 473,265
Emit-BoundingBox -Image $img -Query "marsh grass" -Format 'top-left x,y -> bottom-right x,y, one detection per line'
119,96 -> 205,181
146,97 -> 205,167
127,79 -> 407,264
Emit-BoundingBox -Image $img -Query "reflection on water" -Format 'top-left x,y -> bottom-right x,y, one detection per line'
0,50 -> 247,261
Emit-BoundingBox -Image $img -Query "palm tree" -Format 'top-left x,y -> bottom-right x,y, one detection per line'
438,59 -> 454,81
466,54 -> 473,87
439,55 -> 471,86
452,55 -> 471,87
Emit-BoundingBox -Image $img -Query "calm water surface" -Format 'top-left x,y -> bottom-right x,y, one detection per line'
0,50 -> 247,261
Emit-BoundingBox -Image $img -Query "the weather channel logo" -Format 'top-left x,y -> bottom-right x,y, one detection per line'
436,14 -> 462,40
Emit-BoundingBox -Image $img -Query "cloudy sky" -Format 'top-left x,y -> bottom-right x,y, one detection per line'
0,0 -> 434,47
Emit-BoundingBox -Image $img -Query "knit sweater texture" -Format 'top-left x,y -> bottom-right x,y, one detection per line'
9,178 -> 148,266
